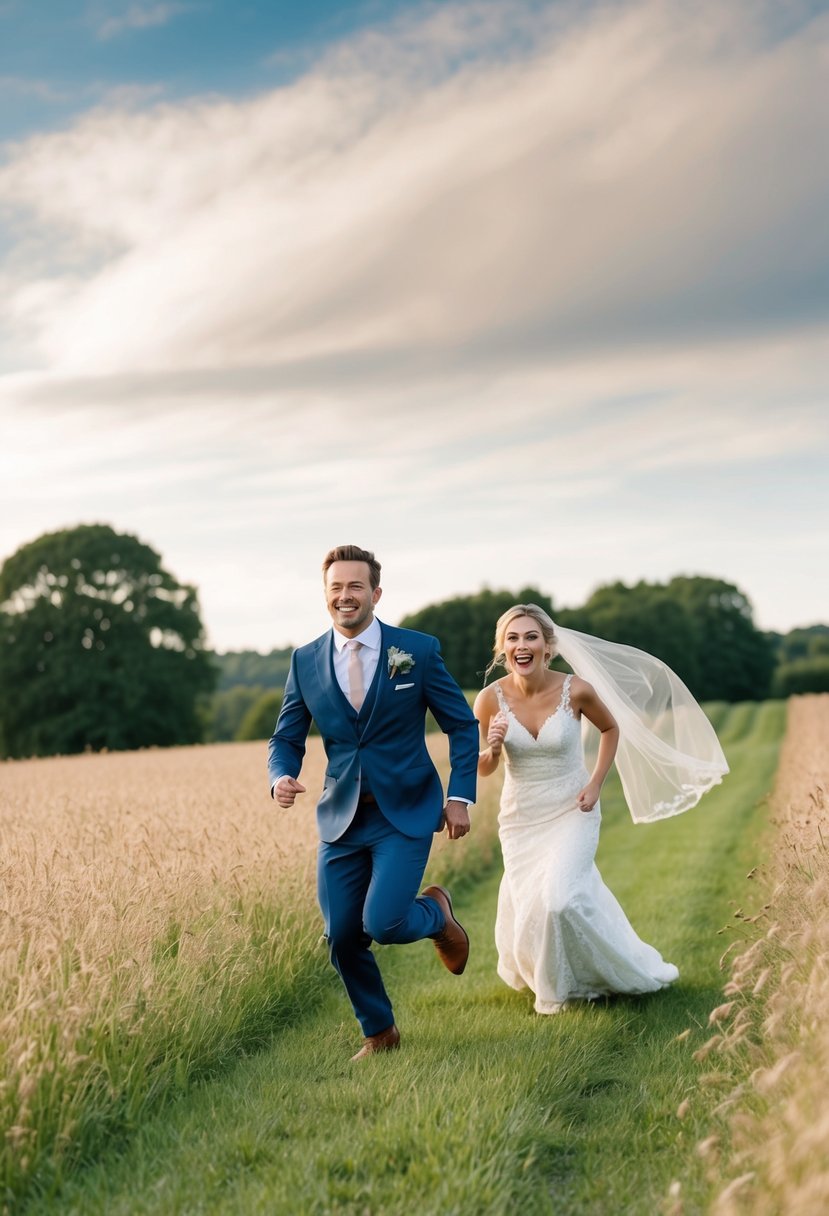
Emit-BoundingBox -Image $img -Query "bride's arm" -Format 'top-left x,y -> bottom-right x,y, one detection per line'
472,686 -> 505,776
571,678 -> 619,812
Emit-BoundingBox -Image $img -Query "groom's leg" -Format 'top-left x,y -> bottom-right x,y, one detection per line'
360,806 -> 444,945
317,832 -> 395,1037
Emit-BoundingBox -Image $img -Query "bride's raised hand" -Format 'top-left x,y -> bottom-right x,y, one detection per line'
487,711 -> 508,754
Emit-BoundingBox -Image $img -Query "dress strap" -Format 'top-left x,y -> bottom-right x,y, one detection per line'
494,682 -> 509,713
560,674 -> 574,717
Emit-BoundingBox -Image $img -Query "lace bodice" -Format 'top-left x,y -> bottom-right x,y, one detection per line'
494,677 -> 587,818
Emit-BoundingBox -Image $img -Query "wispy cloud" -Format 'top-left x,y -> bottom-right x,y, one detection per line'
0,76 -> 72,104
0,0 -> 827,646
93,2 -> 195,42
2,329 -> 826,645
1,0 -> 826,384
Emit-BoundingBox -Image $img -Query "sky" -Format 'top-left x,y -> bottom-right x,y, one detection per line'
1,0 -> 827,653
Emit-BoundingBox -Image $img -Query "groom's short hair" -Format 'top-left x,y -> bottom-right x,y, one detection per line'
322,545 -> 381,590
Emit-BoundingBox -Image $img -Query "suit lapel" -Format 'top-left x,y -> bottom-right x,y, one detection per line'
314,632 -> 358,723
360,625 -> 394,738
358,643 -> 384,722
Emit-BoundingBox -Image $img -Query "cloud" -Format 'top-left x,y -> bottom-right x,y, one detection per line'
93,2 -> 196,41
0,76 -> 71,104
0,0 -> 827,648
0,0 -> 826,385
1,322 -> 826,648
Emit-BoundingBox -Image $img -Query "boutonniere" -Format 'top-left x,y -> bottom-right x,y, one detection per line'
387,645 -> 415,679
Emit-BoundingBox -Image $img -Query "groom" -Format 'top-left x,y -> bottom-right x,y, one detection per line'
268,544 -> 479,1059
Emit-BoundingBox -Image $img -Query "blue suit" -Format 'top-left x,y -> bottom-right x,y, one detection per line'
268,621 -> 478,1035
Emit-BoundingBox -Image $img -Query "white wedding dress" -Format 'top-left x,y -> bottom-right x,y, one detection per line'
494,676 -> 679,1014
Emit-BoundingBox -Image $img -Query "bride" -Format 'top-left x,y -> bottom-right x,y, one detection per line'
473,603 -> 728,1014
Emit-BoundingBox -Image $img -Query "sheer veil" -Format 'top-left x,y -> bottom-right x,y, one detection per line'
553,624 -> 729,823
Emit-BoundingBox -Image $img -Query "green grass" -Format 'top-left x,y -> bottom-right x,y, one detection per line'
1,879 -> 334,1210
24,701 -> 786,1215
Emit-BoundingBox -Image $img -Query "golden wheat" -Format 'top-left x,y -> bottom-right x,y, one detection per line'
687,695 -> 829,1215
0,734 -> 499,1201
0,741 -> 319,1002
0,741 -> 318,1176
0,734 -> 470,1057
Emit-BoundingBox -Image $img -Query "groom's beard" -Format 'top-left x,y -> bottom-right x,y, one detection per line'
330,602 -> 373,634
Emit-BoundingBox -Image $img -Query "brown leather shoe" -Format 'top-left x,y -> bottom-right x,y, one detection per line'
422,884 -> 469,975
350,1023 -> 401,1061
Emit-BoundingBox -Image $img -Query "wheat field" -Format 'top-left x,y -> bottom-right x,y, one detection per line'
17,701 -> 827,1214
0,739 -> 318,1200
0,739 -> 322,1041
686,695 -> 829,1214
0,735 -> 500,1207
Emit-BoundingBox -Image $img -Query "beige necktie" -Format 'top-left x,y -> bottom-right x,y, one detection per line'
346,640 -> 364,711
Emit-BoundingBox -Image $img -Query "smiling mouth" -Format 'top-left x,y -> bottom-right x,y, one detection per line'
515,654 -> 533,666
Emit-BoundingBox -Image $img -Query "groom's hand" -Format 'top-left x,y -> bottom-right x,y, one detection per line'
443,799 -> 470,841
274,776 -> 306,807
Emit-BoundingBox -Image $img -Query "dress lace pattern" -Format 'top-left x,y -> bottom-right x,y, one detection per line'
493,677 -> 678,1014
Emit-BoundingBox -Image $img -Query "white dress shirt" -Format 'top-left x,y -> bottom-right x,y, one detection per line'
332,616 -> 382,701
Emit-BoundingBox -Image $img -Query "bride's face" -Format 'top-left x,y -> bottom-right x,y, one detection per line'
504,616 -> 548,677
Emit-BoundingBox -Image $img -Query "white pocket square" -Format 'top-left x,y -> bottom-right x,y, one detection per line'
394,682 -> 415,690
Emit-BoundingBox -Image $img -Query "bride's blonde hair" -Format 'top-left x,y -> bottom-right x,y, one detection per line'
485,603 -> 558,682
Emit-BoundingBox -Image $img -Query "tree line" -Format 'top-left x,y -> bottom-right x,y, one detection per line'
1,525 -> 825,759
399,577 -> 777,700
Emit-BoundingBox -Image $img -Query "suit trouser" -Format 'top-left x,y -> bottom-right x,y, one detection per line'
317,800 -> 445,1036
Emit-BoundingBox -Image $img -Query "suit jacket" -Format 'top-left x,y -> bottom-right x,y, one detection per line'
268,622 -> 479,843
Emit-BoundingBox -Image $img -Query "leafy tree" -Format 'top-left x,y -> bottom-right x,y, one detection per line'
0,524 -> 215,758
212,649 -> 293,691
565,575 -> 772,701
772,658 -> 829,697
400,587 -> 555,688
205,684 -> 269,742
236,690 -> 284,741
400,575 -> 778,703
574,580 -> 702,691
666,576 -> 775,701
774,625 -> 829,663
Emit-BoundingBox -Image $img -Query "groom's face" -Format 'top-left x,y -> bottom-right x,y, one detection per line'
325,560 -> 382,637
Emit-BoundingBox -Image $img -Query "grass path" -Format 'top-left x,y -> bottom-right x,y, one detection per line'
27,702 -> 785,1215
